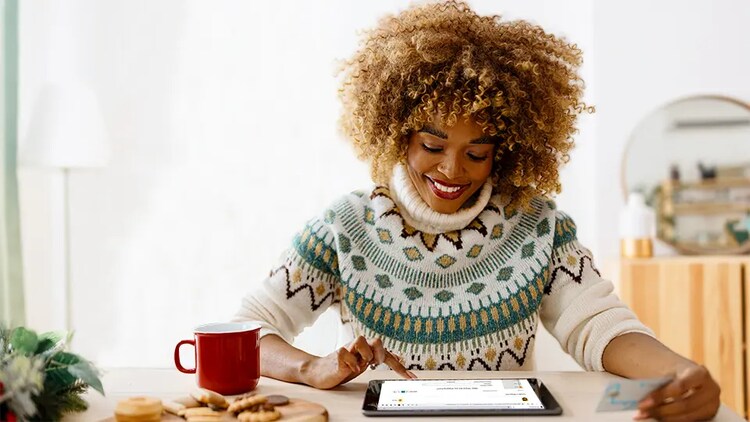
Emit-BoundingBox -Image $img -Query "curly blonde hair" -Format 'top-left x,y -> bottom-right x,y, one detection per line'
337,0 -> 592,209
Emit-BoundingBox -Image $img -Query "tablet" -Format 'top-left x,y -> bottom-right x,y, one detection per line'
362,378 -> 563,416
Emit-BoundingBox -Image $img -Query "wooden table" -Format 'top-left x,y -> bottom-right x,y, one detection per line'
69,368 -> 742,421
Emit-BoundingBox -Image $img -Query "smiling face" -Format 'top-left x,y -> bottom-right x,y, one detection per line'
405,114 -> 496,214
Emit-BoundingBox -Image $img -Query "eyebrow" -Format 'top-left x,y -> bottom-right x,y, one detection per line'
419,124 -> 449,139
418,124 -> 496,145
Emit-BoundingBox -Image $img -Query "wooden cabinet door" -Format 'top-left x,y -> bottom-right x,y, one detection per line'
619,258 -> 746,418
745,260 -> 750,420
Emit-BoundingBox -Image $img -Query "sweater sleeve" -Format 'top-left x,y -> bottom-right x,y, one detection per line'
538,211 -> 655,371
232,217 -> 341,344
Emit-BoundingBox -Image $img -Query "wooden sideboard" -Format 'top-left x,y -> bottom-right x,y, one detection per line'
618,256 -> 750,418
656,178 -> 750,253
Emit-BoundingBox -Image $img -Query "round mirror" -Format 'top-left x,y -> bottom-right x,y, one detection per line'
622,95 -> 750,255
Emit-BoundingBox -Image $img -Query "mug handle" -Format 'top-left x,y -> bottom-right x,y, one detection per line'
174,339 -> 196,374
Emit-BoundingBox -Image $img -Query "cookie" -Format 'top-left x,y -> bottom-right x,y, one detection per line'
232,392 -> 257,401
173,395 -> 203,408
114,396 -> 162,422
186,416 -> 225,422
228,394 -> 268,413
237,409 -> 281,422
191,388 -> 229,409
180,407 -> 223,418
162,400 -> 186,415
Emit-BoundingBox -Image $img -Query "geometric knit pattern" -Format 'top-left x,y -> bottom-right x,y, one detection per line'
235,185 -> 653,373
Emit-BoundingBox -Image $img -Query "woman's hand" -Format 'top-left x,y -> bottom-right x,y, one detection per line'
635,364 -> 721,421
300,335 -> 417,390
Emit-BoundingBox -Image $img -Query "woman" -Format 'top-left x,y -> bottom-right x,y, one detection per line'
235,1 -> 720,420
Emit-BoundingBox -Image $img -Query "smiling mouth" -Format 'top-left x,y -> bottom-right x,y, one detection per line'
426,177 -> 470,200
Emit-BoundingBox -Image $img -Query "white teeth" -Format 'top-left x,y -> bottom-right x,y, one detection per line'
432,180 -> 463,193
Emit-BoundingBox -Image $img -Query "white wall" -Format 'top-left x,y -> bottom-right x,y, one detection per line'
20,0 -> 596,371
626,101 -> 750,195
593,0 -> 750,259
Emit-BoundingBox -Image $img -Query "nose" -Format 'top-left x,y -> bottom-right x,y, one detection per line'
437,153 -> 464,180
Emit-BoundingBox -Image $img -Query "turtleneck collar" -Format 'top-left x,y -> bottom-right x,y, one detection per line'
388,164 -> 493,234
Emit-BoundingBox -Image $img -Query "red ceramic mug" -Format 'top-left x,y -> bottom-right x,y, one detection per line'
174,322 -> 260,395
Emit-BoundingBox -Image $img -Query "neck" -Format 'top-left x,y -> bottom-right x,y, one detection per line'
389,164 -> 493,233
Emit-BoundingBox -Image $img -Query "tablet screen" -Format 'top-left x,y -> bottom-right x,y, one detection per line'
376,379 -> 545,410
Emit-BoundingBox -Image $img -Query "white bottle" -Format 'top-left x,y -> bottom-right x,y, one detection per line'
619,192 -> 655,258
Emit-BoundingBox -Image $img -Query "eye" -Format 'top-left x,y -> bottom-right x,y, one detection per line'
422,144 -> 442,153
467,153 -> 489,162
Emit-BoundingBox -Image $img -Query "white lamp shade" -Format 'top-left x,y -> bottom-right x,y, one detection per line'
21,83 -> 110,168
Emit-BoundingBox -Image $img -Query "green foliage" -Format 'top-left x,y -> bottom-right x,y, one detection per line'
10,328 -> 39,355
0,325 -> 11,358
0,326 -> 104,421
35,331 -> 65,355
30,381 -> 90,422
67,362 -> 104,395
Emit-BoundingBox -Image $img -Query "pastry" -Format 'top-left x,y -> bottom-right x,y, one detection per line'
173,395 -> 203,408
228,394 -> 268,413
114,396 -> 162,422
191,388 -> 229,409
186,416 -> 225,422
179,407 -> 223,418
237,409 -> 281,422
162,400 -> 186,415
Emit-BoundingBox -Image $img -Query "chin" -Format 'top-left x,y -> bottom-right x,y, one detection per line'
430,198 -> 466,214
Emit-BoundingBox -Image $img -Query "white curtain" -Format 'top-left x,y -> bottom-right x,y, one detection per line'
0,0 -> 25,326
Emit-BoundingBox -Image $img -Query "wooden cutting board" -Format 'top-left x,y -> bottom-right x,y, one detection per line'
102,398 -> 327,422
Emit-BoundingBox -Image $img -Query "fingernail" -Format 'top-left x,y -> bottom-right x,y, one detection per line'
407,371 -> 417,379
633,410 -> 647,420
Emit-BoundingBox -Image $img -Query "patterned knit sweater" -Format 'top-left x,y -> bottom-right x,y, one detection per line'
234,165 -> 653,371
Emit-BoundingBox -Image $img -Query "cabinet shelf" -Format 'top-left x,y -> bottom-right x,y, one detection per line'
667,178 -> 750,190
670,203 -> 750,215
657,178 -> 750,252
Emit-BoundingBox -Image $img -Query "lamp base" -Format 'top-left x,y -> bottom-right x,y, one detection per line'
620,238 -> 653,258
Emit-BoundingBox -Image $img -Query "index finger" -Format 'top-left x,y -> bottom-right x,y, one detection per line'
641,370 -> 702,410
641,379 -> 684,410
384,350 -> 417,380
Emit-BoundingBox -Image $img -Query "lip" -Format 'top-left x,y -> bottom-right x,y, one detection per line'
426,177 -> 470,200
430,178 -> 468,188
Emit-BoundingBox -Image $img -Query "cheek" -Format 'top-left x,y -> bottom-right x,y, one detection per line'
406,147 -> 436,175
472,161 -> 494,183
